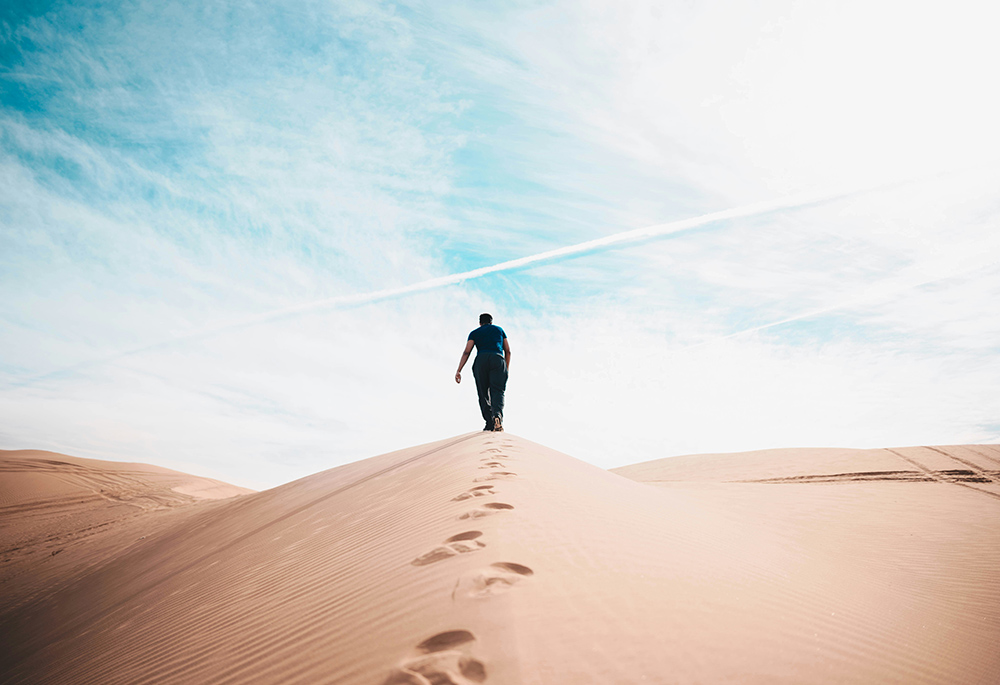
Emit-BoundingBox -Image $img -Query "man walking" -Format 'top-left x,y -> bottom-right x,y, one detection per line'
455,313 -> 511,431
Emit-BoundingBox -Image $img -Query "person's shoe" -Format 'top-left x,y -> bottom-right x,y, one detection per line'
483,421 -> 494,432
493,415 -> 503,432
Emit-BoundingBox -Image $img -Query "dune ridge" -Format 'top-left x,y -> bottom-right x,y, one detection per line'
0,449 -> 253,618
2,437 -> 999,684
612,444 -> 1000,495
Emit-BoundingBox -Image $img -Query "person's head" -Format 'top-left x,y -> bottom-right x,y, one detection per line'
479,313 -> 493,326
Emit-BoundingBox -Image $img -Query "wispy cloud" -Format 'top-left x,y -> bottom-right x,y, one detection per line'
7,175 -> 903,388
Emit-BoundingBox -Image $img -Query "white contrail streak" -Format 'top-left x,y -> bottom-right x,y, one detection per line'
8,180 -> 898,388
155,180 -> 884,330
687,258 -> 1000,349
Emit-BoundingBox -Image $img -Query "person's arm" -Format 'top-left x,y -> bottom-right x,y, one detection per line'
455,339 -> 475,383
503,337 -> 511,371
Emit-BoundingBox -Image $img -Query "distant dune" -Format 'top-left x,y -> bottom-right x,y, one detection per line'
0,449 -> 254,625
1,438 -> 998,684
0,449 -> 253,510
612,444 -> 1000,491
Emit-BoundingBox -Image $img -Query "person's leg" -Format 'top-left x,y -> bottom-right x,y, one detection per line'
472,356 -> 493,426
488,354 -> 508,428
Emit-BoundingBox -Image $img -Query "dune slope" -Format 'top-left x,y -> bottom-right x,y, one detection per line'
612,444 -> 1000,492
0,449 -> 254,616
2,437 -> 999,684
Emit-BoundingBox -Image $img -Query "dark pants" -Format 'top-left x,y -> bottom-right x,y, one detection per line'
472,354 -> 507,422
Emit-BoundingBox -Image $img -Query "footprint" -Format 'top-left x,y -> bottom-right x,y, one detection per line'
452,485 -> 495,502
417,630 -> 476,653
411,532 -> 486,566
447,531 -> 483,542
480,448 -> 503,454
478,462 -> 506,469
455,562 -> 534,599
384,630 -> 487,685
459,503 -> 514,520
473,472 -> 517,482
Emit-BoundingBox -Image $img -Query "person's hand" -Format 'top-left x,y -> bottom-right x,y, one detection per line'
455,372 -> 462,384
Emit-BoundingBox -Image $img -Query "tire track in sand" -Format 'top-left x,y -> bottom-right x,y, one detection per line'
886,448 -> 1000,501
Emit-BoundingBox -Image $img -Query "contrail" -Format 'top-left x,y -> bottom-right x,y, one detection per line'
124,179 -> 888,334
7,179 -> 900,388
686,258 -> 1000,349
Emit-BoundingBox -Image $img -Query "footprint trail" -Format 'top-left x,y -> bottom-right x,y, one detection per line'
454,562 -> 535,600
452,485 -> 496,502
473,472 -> 516,483
411,532 -> 486,567
459,503 -> 514,520
383,630 -> 486,685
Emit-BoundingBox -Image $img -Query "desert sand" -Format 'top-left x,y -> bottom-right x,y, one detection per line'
1,437 -> 998,684
0,449 -> 254,626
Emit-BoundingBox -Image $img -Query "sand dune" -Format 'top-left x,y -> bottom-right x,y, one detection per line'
0,449 -> 253,620
0,449 -> 252,509
2,437 -> 998,684
612,444 -> 1000,491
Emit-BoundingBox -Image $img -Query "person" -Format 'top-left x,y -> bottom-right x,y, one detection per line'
455,313 -> 511,431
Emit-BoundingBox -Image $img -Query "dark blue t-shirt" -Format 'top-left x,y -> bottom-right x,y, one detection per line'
468,324 -> 506,356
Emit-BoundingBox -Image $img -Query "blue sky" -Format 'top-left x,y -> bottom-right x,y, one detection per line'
2,0 -> 999,488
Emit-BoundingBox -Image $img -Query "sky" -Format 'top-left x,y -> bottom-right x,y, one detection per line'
2,0 -> 999,490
